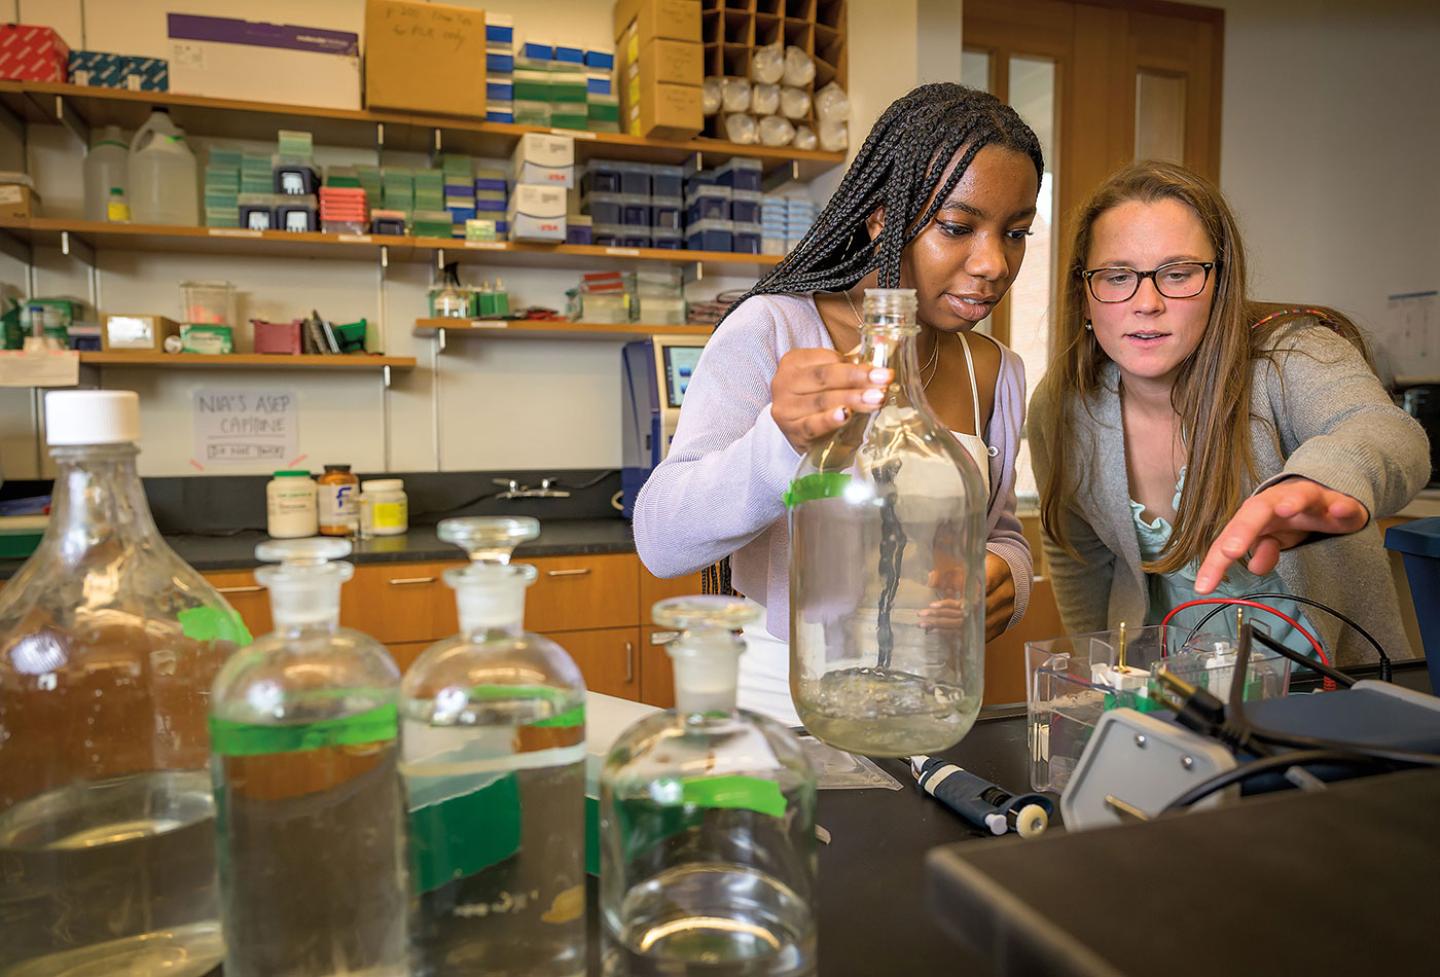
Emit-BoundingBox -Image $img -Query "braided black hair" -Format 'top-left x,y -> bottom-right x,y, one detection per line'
722,83 -> 1044,321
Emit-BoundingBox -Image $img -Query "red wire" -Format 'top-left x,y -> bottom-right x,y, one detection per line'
1159,597 -> 1336,691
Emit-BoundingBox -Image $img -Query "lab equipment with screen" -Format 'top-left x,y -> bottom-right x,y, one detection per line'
621,336 -> 707,517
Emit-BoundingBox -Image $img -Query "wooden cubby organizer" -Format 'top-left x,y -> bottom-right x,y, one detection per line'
701,0 -> 847,142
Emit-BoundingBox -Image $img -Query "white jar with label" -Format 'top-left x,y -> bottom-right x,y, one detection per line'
266,471 -> 318,538
359,478 -> 408,537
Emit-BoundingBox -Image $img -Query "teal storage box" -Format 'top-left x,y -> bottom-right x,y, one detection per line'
68,51 -> 169,91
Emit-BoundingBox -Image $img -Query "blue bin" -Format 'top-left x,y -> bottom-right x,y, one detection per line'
1386,516 -> 1440,690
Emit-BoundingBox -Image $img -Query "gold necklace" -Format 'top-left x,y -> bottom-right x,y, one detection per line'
843,289 -> 940,388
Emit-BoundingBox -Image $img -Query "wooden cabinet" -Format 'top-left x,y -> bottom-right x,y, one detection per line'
385,640 -> 433,674
638,567 -> 708,623
339,561 -> 457,644
526,553 -> 640,633
548,627 -> 641,700
205,569 -> 272,638
639,626 -> 679,708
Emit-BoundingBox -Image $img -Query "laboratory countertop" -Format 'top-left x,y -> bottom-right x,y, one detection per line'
0,518 -> 638,580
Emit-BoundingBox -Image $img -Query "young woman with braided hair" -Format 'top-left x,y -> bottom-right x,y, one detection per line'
633,83 -> 1043,723
1030,160 -> 1430,665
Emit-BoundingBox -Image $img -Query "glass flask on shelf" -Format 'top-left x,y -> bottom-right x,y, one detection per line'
600,597 -> 818,977
0,390 -> 248,977
209,537 -> 409,977
787,288 -> 988,757
400,516 -> 588,977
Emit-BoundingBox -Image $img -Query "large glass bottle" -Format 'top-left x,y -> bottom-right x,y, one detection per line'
600,597 -> 818,976
400,517 -> 588,977
209,537 -> 409,977
788,288 -> 988,757
0,390 -> 247,977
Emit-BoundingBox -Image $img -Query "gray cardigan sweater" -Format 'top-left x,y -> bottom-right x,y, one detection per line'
1030,321 -> 1431,666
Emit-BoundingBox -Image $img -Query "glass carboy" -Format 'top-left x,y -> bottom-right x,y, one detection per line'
600,597 -> 818,976
0,390 -> 247,977
400,517 -> 588,977
209,537 -> 409,977
787,288 -> 988,756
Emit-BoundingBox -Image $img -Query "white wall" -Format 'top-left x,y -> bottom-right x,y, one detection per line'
1211,0 -> 1440,368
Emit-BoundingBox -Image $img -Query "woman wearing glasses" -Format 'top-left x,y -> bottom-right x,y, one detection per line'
1030,160 -> 1429,664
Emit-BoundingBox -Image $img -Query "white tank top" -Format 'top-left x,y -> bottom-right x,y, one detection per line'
952,331 -> 995,498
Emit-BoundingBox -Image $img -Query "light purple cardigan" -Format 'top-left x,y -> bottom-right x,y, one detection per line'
633,292 -> 1033,641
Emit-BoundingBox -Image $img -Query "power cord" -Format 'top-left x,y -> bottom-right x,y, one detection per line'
1183,592 -> 1392,682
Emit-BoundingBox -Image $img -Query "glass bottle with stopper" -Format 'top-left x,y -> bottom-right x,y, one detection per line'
209,536 -> 410,977
600,597 -> 818,976
401,516 -> 588,977
787,287 -> 988,757
0,390 -> 247,977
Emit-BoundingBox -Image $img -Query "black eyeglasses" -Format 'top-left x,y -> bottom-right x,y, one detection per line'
1080,260 -> 1217,303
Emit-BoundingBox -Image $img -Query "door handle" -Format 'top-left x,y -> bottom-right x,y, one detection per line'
650,631 -> 678,645
387,576 -> 436,586
215,585 -> 263,594
625,640 -> 634,684
546,568 -> 592,578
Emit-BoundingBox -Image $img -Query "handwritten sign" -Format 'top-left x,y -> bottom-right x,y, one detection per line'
193,387 -> 298,466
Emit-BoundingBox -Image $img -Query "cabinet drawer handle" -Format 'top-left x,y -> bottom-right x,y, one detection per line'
625,640 -> 634,683
650,631 -> 678,645
546,568 -> 592,578
387,576 -> 437,586
216,585 -> 263,594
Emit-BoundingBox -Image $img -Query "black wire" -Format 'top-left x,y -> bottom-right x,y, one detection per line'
1250,628 -> 1356,688
415,470 -> 619,519
552,469 -> 619,491
1160,750 -> 1401,812
1182,591 -> 1392,680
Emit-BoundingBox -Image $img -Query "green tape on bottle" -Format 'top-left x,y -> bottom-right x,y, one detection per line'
467,685 -> 585,729
681,775 -> 787,818
209,703 -> 397,756
410,773 -> 522,894
179,606 -> 253,646
783,472 -> 852,509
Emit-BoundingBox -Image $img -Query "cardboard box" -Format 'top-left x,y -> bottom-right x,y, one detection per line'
627,80 -> 702,141
622,37 -> 702,88
167,14 -> 360,110
612,0 -> 701,45
364,0 -> 488,118
68,51 -> 169,91
507,184 -> 566,243
0,183 -> 40,219
511,133 -> 575,189
102,315 -> 179,352
0,24 -> 70,82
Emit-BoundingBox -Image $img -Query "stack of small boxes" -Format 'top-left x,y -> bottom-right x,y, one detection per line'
474,160 -> 509,241
582,159 -> 684,250
411,168 -> 450,239
614,0 -> 704,141
785,197 -> 817,251
683,157 -> 762,254
485,14 -> 515,124
204,148 -> 241,228
586,48 -> 620,133
439,155 -> 474,238
508,133 -> 573,243
513,41 -> 588,130
319,168 -> 368,234
270,130 -> 319,232
381,167 -> 415,232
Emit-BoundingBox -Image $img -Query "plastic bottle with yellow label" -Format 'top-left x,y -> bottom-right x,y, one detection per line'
358,478 -> 408,537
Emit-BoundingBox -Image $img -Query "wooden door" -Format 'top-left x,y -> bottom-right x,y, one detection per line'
549,626 -> 642,701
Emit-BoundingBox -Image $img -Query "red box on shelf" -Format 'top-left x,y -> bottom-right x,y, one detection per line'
252,319 -> 303,355
0,24 -> 72,82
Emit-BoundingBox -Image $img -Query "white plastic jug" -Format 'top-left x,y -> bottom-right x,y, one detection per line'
128,109 -> 199,226
84,125 -> 130,222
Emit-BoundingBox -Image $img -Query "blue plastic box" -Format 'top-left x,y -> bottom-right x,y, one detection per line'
651,164 -> 685,198
487,53 -> 515,73
686,186 -> 732,225
583,160 -> 624,195
731,189 -> 762,224
620,194 -> 651,227
732,221 -> 762,254
651,227 -> 683,250
585,50 -> 615,70
586,192 -> 624,224
716,157 -> 763,192
1386,517 -> 1440,690
686,219 -> 733,252
651,196 -> 683,231
521,42 -> 554,60
618,162 -> 652,196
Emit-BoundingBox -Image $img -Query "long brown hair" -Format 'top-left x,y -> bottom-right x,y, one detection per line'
1039,160 -> 1367,573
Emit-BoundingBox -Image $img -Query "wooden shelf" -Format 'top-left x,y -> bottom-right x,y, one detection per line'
1,218 -> 784,272
4,81 -> 844,180
79,352 -> 415,370
414,319 -> 713,341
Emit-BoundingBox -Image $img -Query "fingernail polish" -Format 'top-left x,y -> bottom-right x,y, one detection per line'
869,369 -> 889,384
862,388 -> 884,405
834,407 -> 849,422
